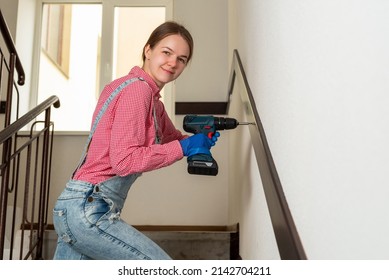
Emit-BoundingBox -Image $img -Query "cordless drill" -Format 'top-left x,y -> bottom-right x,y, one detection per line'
183,115 -> 252,176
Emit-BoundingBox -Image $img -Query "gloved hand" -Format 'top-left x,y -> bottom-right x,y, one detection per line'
179,134 -> 212,157
210,132 -> 220,146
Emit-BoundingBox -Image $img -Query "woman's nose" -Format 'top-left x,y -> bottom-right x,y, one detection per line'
167,56 -> 177,67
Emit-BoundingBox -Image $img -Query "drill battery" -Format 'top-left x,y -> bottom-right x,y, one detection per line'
187,154 -> 218,176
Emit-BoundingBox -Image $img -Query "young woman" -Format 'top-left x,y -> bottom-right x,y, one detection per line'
52,21 -> 218,260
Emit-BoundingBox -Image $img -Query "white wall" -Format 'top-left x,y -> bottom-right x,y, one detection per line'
174,0 -> 229,102
0,0 -> 18,37
15,0 -> 35,115
230,0 -> 389,259
228,0 -> 280,260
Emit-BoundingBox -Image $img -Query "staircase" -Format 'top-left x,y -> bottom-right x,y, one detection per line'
0,9 -> 60,260
43,225 -> 240,260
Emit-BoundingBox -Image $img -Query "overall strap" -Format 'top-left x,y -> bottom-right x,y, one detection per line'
72,77 -> 143,178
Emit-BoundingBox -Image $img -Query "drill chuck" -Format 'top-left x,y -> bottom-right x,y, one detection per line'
214,117 -> 239,130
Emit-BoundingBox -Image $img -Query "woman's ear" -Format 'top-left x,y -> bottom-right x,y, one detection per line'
144,44 -> 151,60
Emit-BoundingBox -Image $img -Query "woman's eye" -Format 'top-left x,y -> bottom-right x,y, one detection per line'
178,58 -> 187,64
163,51 -> 170,55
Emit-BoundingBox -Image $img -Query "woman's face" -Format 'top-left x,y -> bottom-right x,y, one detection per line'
143,34 -> 190,89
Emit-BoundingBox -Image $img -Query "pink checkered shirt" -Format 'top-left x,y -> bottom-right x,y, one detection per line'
73,66 -> 186,184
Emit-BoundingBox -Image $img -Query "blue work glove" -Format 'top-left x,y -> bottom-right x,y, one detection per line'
179,134 -> 212,157
210,132 -> 220,146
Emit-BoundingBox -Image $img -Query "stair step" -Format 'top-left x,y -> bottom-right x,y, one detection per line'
43,224 -> 240,260
143,231 -> 234,260
137,225 -> 240,260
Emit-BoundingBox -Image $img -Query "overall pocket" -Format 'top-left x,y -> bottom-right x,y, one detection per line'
84,192 -> 112,226
53,208 -> 77,245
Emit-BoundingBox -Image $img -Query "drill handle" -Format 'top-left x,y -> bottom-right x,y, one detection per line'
186,127 -> 216,139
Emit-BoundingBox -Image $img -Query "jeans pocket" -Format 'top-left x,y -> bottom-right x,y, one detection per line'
84,193 -> 111,225
53,208 -> 77,245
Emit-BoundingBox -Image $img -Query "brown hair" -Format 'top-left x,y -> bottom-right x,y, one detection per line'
142,21 -> 194,63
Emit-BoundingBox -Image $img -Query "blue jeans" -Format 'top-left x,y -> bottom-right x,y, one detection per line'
52,175 -> 171,260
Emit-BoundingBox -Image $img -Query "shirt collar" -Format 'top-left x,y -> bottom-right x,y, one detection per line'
130,66 -> 161,100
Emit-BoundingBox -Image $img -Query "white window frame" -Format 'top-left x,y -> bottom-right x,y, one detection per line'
31,0 -> 173,133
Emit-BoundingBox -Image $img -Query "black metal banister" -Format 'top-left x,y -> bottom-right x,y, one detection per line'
228,49 -> 307,260
0,8 -> 59,260
0,9 -> 25,86
0,96 -> 60,259
0,96 -> 60,143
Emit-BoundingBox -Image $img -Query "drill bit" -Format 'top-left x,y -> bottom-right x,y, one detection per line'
238,121 -> 255,126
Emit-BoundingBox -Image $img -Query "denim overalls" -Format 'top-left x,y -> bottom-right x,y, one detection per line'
52,77 -> 171,260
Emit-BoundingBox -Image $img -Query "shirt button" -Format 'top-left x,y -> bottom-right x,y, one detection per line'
138,77 -> 145,81
87,196 -> 94,202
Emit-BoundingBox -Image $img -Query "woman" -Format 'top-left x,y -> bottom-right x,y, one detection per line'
52,21 -> 218,260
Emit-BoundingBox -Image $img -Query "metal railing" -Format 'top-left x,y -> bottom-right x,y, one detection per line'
0,96 -> 60,259
0,8 -> 60,260
228,49 -> 307,259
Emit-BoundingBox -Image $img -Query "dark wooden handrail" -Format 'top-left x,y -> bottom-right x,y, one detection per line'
228,49 -> 307,260
0,9 -> 25,85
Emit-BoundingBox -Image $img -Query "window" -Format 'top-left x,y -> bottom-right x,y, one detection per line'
41,4 -> 72,77
35,0 -> 172,132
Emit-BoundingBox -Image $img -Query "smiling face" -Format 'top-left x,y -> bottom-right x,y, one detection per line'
142,34 -> 190,89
